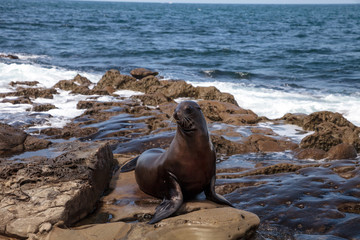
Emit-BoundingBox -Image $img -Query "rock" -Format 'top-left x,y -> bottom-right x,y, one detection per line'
279,113 -> 308,127
302,111 -> 356,131
0,123 -> 27,155
0,141 -> 116,239
94,69 -> 137,91
154,80 -> 197,99
132,93 -> 174,106
211,135 -> 250,156
300,122 -> 360,152
32,104 -> 56,112
53,74 -> 93,94
294,148 -> 326,160
198,100 -> 259,125
130,68 -> 158,79
1,97 -> 33,105
0,54 -> 19,59
196,86 -> 238,106
326,143 -> 357,160
9,81 -> 39,87
244,135 -> 298,153
12,87 -> 58,99
46,207 -> 259,240
23,135 -> 51,151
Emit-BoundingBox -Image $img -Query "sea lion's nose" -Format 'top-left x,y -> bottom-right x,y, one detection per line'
173,111 -> 179,120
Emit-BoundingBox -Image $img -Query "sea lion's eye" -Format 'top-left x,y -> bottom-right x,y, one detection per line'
185,106 -> 192,114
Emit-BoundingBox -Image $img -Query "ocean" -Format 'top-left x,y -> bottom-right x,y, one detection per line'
1,0 -> 360,128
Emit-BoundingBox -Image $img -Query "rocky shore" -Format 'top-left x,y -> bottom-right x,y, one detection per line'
1,68 -> 359,239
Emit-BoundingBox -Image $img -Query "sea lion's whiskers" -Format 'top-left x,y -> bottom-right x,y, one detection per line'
184,116 -> 193,128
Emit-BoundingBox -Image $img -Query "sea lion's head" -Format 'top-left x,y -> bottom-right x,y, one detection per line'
173,101 -> 207,134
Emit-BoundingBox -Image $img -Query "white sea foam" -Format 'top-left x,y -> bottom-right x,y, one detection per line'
113,89 -> 143,98
0,62 -> 101,89
0,63 -> 102,129
188,80 -> 360,127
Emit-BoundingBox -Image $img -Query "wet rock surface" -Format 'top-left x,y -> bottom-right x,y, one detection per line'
0,69 -> 359,239
0,142 -> 115,239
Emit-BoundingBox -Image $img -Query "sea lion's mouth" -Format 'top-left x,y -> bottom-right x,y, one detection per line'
176,119 -> 195,132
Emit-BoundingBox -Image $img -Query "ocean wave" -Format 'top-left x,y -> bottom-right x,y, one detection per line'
201,69 -> 252,79
286,47 -> 333,55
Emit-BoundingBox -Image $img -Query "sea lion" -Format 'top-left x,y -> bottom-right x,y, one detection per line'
120,100 -> 233,224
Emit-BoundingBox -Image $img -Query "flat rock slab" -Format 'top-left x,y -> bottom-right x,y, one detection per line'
46,207 -> 259,240
0,141 -> 115,239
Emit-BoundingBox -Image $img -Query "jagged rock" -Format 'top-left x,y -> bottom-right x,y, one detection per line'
326,143 -> 357,160
53,74 -> 92,91
32,103 -> 56,112
130,68 -> 158,79
0,141 -> 115,239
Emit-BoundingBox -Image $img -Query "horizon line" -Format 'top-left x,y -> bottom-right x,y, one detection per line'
78,0 -> 360,4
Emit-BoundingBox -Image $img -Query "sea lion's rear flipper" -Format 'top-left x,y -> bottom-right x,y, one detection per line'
148,173 -> 183,224
120,156 -> 139,172
205,175 -> 234,207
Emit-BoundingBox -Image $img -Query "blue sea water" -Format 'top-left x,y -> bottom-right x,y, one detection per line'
1,0 -> 360,125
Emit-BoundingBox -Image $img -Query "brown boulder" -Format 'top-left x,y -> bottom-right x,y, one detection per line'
244,135 -> 298,153
326,143 -> 357,160
294,148 -> 326,160
211,135 -> 250,156
130,68 -> 158,79
0,123 -> 27,155
23,136 -> 51,151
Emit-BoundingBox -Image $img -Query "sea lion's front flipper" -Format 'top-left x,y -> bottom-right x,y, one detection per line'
205,175 -> 234,207
120,156 -> 139,172
148,173 -> 183,224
